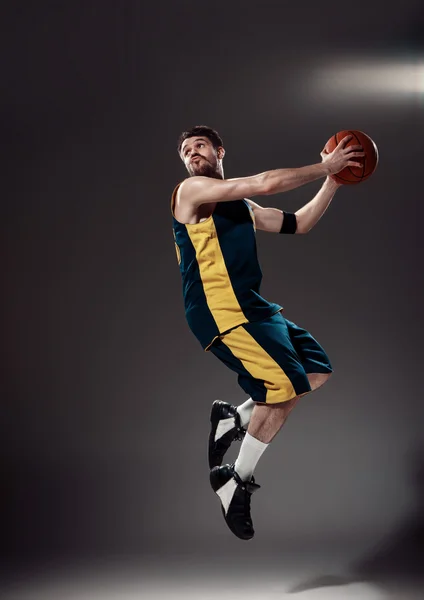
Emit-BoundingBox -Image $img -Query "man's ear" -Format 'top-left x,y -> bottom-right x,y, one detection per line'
217,147 -> 225,160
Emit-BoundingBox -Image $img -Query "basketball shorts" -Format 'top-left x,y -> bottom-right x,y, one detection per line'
209,311 -> 332,404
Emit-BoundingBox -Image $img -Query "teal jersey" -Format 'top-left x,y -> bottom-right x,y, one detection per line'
171,185 -> 282,350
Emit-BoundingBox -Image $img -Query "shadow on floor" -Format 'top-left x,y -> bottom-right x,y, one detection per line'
288,446 -> 424,595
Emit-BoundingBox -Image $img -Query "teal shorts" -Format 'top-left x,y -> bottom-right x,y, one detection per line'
210,311 -> 332,404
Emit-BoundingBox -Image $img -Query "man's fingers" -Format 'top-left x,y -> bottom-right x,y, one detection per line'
345,147 -> 364,156
337,134 -> 353,148
348,161 -> 364,168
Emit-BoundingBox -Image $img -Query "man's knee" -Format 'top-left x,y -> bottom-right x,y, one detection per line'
265,372 -> 331,406
264,394 -> 299,410
307,371 -> 332,391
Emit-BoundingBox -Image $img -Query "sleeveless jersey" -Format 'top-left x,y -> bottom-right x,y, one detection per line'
171,184 -> 282,350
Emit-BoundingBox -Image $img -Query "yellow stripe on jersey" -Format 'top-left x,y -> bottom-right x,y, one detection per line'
220,325 -> 296,403
185,218 -> 247,333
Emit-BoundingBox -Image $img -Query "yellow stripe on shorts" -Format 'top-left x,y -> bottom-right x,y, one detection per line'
220,325 -> 296,403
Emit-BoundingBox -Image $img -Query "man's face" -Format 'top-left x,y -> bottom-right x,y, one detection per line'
180,136 -> 223,178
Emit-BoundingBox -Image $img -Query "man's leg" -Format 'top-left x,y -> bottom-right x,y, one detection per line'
246,396 -> 299,442
234,372 -> 331,480
210,372 -> 331,540
233,395 -> 298,481
248,372 -> 330,443
210,372 -> 330,473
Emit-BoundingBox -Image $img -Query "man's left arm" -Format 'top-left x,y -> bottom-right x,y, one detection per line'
246,176 -> 342,235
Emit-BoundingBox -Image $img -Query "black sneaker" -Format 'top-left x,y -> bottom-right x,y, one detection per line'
208,400 -> 246,469
210,463 -> 260,540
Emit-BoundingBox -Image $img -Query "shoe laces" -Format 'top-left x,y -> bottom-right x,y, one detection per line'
233,411 -> 246,442
232,467 -> 255,523
234,426 -> 246,442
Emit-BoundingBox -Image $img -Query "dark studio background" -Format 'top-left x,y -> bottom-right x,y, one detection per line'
1,0 -> 424,596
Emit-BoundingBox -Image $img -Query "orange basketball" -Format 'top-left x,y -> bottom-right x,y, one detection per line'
323,130 -> 379,185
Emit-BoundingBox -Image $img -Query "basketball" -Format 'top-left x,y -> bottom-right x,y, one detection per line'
323,130 -> 379,185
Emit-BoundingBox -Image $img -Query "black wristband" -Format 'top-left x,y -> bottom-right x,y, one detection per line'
279,212 -> 297,234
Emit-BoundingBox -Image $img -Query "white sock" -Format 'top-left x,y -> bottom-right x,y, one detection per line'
236,398 -> 256,427
234,432 -> 268,482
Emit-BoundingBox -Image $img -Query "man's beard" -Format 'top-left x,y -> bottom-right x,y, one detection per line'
188,157 -> 223,179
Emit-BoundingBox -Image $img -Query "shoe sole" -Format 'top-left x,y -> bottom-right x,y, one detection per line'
208,401 -> 226,469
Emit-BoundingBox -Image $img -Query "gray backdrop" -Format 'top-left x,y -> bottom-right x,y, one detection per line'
2,0 -> 423,587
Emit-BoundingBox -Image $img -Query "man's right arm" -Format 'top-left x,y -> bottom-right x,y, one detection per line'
178,136 -> 364,207
178,163 -> 329,206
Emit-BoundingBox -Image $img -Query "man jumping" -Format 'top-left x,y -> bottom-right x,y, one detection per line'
171,125 -> 363,540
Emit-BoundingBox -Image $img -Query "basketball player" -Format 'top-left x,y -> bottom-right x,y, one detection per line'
171,126 -> 364,540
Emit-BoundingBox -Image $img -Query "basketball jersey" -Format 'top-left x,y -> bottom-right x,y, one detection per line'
171,184 -> 282,350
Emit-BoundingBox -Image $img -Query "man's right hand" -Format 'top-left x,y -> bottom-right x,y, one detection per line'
321,135 -> 364,174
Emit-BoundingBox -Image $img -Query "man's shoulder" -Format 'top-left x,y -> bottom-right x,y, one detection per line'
175,177 -> 214,204
178,176 -> 214,190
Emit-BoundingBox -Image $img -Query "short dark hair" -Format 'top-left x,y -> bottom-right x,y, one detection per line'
177,125 -> 224,154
